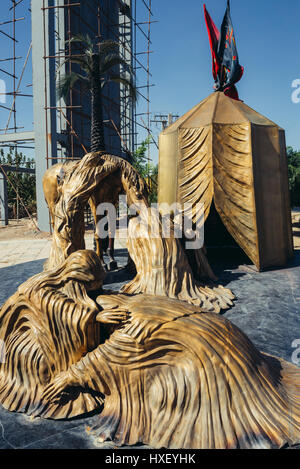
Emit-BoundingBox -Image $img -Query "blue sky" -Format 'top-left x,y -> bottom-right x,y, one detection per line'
0,0 -> 32,151
1,0 -> 300,164
148,0 -> 300,161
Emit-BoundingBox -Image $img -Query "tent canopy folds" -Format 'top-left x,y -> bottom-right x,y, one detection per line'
158,92 -> 293,270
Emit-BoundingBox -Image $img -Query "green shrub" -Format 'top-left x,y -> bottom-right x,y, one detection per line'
0,148 -> 36,218
287,146 -> 300,208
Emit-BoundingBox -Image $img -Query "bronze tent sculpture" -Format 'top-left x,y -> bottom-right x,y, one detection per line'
158,91 -> 294,270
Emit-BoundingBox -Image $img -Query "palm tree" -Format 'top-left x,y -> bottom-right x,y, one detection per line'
57,33 -> 136,153
57,34 -> 136,269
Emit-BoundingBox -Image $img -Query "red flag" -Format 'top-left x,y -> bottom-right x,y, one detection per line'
224,84 -> 240,100
203,4 -> 220,83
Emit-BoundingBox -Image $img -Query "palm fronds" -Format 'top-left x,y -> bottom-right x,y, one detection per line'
108,74 -> 137,102
56,34 -> 136,153
56,72 -> 81,99
98,40 -> 119,59
66,33 -> 93,50
101,54 -> 132,75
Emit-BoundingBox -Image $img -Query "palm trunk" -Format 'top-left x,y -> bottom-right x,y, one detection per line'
91,54 -> 105,153
90,54 -> 117,268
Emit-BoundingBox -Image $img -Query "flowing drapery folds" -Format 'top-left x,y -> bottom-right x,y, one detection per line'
158,92 -> 294,270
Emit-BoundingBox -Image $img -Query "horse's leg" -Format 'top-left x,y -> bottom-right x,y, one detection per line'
106,190 -> 119,271
89,196 -> 106,268
107,222 -> 118,271
107,237 -> 115,262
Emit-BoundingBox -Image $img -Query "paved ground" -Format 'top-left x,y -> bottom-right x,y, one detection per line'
0,235 -> 94,305
0,232 -> 299,449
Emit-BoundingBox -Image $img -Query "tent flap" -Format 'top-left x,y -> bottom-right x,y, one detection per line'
178,127 -> 214,222
158,93 -> 293,270
213,123 -> 259,266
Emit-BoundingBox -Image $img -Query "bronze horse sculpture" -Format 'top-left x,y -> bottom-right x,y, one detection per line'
42,152 -> 148,270
41,152 -> 234,311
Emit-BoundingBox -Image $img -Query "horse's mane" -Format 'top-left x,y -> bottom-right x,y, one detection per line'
59,152 -> 148,205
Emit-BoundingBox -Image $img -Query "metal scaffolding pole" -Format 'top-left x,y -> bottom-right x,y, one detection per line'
0,169 -> 8,226
0,0 -> 155,231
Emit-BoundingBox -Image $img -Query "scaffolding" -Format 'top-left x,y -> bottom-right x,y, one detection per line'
0,0 -> 34,224
40,0 -> 155,164
0,0 -> 155,230
0,1 -> 33,141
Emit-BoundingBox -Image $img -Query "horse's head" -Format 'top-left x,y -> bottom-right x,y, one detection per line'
120,162 -> 149,208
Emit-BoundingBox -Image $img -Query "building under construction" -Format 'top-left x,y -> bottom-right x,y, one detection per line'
0,0 -> 154,231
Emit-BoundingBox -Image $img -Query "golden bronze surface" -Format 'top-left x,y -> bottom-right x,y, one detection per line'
42,151 -> 232,310
0,150 -> 299,449
0,252 -> 299,448
158,92 -> 294,270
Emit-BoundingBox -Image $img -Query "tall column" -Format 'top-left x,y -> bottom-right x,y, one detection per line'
0,170 -> 8,226
31,0 -> 57,232
119,0 -> 134,156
